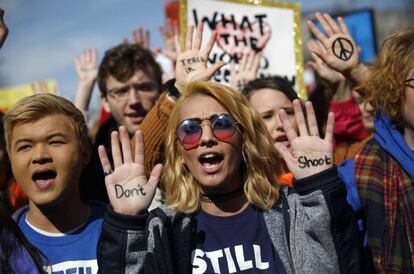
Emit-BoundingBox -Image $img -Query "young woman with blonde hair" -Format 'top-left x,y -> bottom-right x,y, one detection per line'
97,80 -> 361,273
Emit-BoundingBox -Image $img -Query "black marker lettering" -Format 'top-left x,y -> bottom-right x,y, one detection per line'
255,14 -> 267,35
221,14 -> 236,29
297,155 -> 332,169
185,67 -> 196,74
115,184 -> 146,198
240,15 -> 253,32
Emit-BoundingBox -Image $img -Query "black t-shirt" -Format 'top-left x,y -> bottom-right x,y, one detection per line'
192,204 -> 286,274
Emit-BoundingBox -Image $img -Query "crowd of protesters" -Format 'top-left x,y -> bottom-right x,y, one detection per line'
0,4 -> 414,274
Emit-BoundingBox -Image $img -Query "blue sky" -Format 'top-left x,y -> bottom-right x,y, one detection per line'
0,0 -> 166,114
0,0 -> 412,115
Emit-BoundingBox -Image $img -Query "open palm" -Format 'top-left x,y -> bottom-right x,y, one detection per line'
275,100 -> 334,180
307,12 -> 359,75
174,23 -> 225,92
98,126 -> 162,215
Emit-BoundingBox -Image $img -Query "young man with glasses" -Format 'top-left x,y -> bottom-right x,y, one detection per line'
80,43 -> 175,203
81,23 -> 225,203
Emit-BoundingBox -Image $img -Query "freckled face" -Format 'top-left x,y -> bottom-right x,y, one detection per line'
249,88 -> 298,149
178,95 -> 243,194
9,115 -> 87,207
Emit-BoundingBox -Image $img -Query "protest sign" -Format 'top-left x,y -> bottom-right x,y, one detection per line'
181,0 -> 305,98
0,80 -> 57,112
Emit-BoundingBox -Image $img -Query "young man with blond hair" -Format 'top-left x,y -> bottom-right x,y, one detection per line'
8,93 -> 104,273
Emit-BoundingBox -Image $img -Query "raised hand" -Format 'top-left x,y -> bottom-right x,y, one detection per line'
275,99 -> 334,180
306,39 -> 345,86
98,126 -> 163,215
124,27 -> 150,49
230,51 -> 261,91
156,19 -> 179,61
174,22 -> 226,92
75,48 -> 98,83
30,80 -> 56,94
307,12 -> 359,75
0,8 -> 8,49
74,48 -> 98,112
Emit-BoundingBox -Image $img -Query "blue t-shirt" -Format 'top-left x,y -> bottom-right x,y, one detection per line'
192,204 -> 286,274
17,203 -> 104,274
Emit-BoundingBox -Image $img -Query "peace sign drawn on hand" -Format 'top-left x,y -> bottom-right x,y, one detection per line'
275,99 -> 335,180
307,12 -> 359,75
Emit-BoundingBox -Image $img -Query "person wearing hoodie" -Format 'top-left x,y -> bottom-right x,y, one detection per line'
308,12 -> 414,272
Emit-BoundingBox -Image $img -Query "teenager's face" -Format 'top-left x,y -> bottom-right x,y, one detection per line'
249,88 -> 298,149
9,115 -> 87,207
178,95 -> 243,194
352,90 -> 375,132
102,69 -> 159,135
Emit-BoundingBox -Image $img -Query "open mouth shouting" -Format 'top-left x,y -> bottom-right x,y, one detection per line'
199,152 -> 224,174
275,134 -> 290,147
32,169 -> 57,190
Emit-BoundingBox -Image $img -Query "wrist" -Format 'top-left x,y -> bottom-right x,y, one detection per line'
165,78 -> 181,100
344,63 -> 369,87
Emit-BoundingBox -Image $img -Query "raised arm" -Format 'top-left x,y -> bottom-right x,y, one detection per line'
276,100 -> 363,273
275,99 -> 334,179
74,48 -> 98,113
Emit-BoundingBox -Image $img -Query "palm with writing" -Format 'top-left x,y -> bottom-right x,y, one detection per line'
275,100 -> 334,180
307,12 -> 359,75
174,22 -> 226,92
230,50 -> 261,92
98,126 -> 163,215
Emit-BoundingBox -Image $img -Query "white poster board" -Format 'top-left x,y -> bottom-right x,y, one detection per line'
181,0 -> 305,98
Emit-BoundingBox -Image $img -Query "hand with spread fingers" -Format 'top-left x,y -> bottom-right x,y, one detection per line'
0,8 -> 8,49
174,22 -> 226,92
157,19 -> 179,61
98,126 -> 163,215
275,99 -> 335,180
307,12 -> 359,75
128,27 -> 150,49
74,48 -> 98,112
306,39 -> 346,87
230,50 -> 261,92
75,48 -> 98,83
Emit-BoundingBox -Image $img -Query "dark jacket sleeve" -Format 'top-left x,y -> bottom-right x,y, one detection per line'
97,206 -> 174,274
294,166 -> 364,274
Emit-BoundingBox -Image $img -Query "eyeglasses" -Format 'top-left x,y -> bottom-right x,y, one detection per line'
107,82 -> 159,101
176,114 -> 238,148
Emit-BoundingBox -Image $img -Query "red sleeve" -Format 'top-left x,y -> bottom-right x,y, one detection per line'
329,96 -> 368,147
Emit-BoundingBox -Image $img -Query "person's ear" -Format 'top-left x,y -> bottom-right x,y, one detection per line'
101,96 -> 111,113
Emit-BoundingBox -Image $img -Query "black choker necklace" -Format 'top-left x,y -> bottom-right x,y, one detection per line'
200,187 -> 244,203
